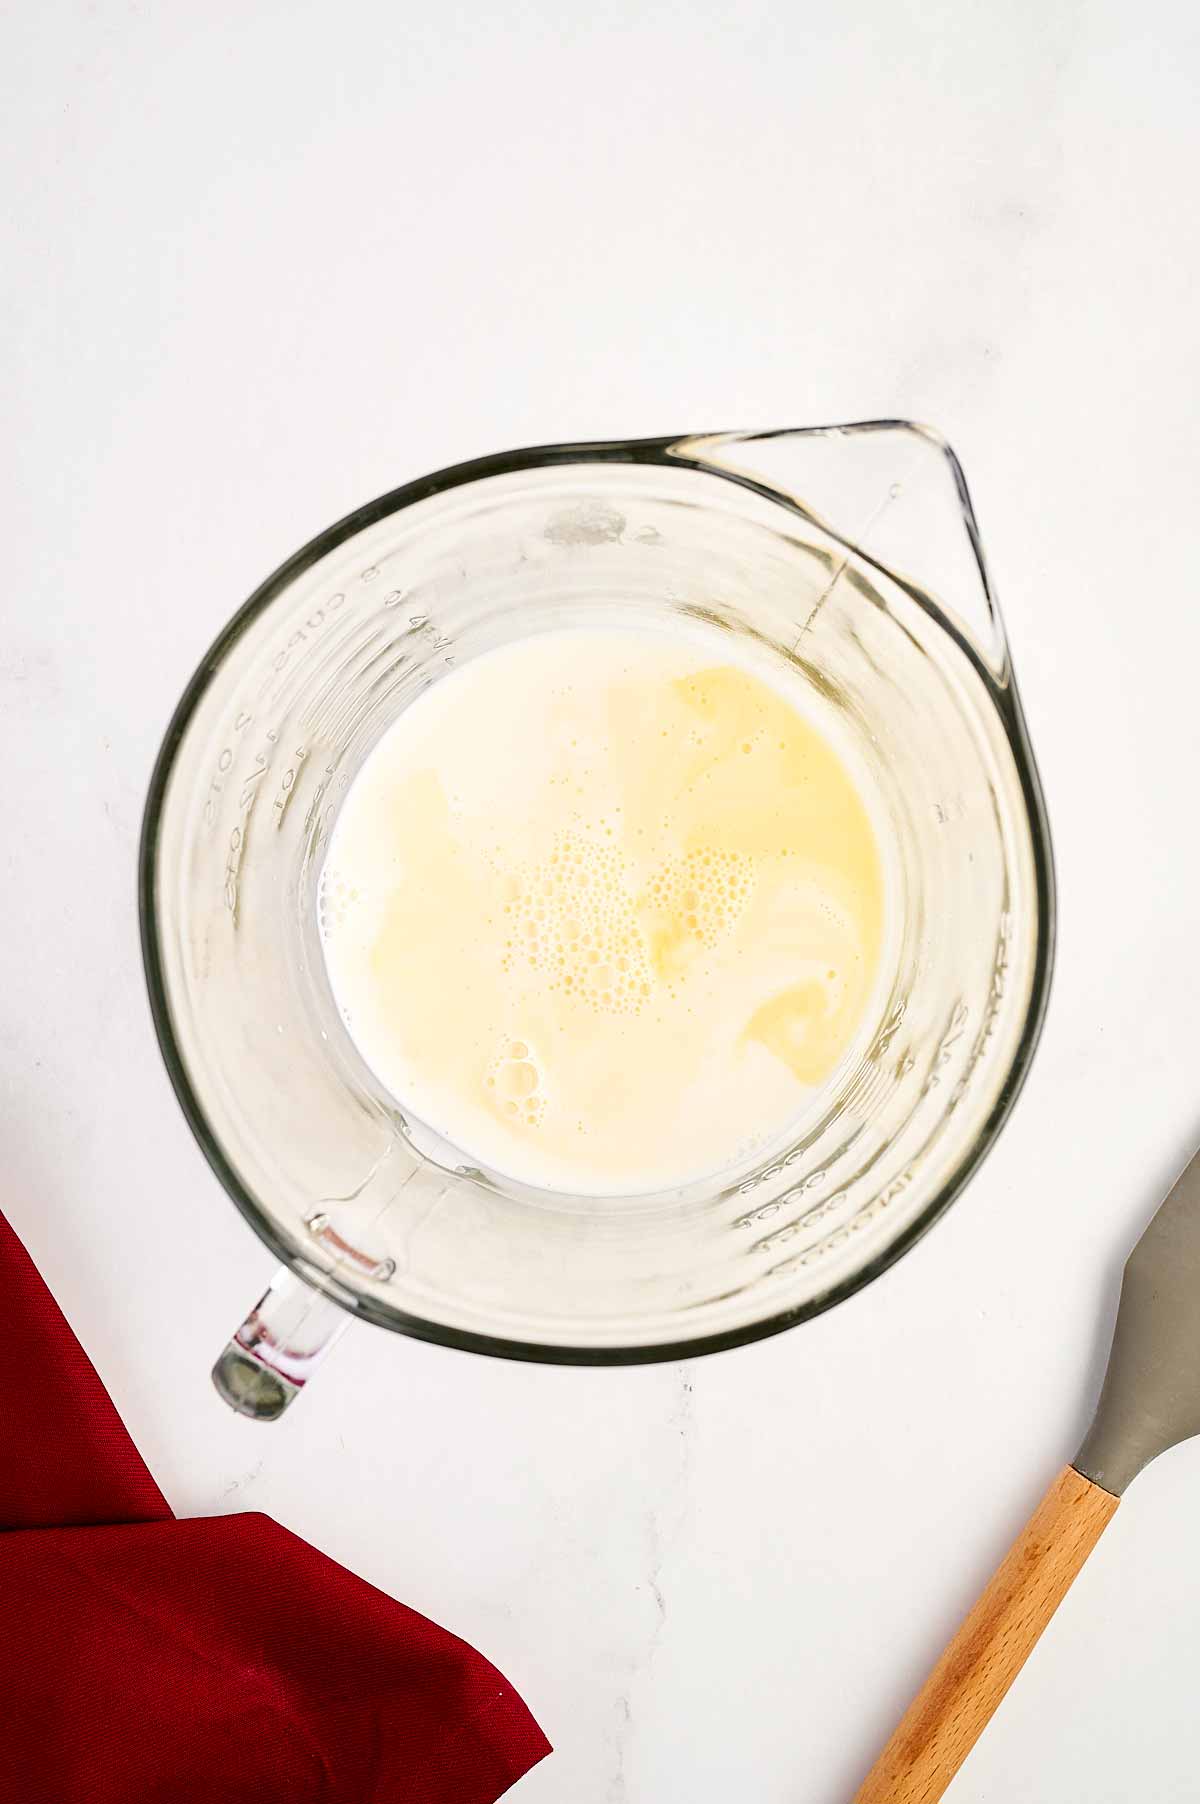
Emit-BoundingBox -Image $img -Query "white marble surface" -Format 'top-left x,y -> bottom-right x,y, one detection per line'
4,3 -> 1200,1798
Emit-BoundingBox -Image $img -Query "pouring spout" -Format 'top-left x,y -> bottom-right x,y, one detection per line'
672,421 -> 1011,680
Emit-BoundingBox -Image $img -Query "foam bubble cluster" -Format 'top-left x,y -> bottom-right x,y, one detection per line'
494,830 -> 760,1019
319,868 -> 364,934
640,847 -> 755,981
500,828 -> 654,1016
486,1039 -> 547,1128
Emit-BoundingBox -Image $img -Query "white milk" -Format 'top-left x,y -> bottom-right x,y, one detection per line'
319,622 -> 885,1195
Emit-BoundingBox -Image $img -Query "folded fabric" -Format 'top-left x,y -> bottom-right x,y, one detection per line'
0,1211 -> 550,1803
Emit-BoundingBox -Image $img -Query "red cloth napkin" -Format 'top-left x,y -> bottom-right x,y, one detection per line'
0,1211 -> 550,1803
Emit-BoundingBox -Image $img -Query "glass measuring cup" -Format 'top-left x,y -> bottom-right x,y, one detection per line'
139,424 -> 1054,1418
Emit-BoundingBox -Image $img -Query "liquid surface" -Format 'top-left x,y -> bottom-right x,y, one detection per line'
320,625 -> 885,1194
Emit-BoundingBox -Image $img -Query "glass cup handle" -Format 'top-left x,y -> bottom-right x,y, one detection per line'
212,1266 -> 352,1421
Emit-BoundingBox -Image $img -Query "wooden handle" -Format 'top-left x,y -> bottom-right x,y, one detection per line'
853,1465 -> 1118,1804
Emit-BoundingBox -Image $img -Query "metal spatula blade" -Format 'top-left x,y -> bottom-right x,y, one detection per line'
1076,1143 -> 1200,1495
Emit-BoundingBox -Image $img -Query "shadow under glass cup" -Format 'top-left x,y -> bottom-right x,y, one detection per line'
140,424 -> 1054,1418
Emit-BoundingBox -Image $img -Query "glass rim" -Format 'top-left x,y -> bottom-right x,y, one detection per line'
138,424 -> 1056,1366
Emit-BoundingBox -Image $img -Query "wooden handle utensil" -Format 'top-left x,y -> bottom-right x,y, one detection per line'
853,1465 -> 1118,1802
856,1141 -> 1200,1799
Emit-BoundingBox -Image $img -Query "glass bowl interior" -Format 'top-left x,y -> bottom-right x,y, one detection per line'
140,432 -> 1053,1361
